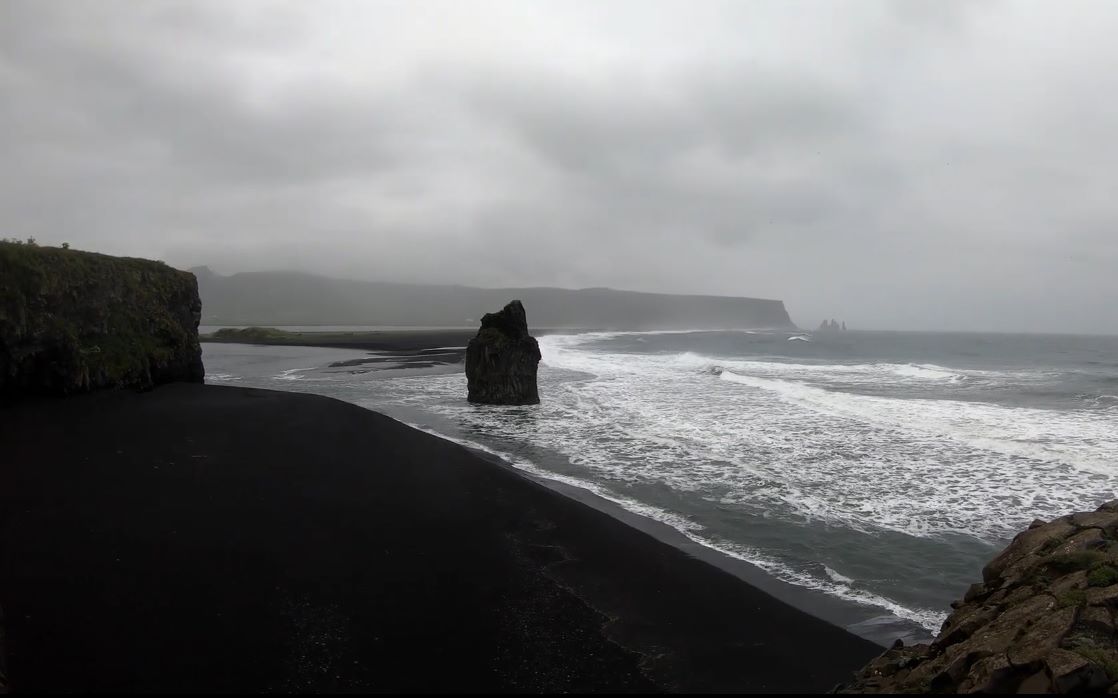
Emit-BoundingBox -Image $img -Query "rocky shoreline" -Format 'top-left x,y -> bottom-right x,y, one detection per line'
837,500 -> 1118,693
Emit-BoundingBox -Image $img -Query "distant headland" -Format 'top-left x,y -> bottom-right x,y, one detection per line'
188,266 -> 796,331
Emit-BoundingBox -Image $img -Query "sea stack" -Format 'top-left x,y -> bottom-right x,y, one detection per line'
465,300 -> 541,405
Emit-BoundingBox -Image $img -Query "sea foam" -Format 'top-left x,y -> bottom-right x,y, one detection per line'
398,418 -> 947,633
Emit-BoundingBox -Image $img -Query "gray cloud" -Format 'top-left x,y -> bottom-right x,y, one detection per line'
1,0 -> 1116,332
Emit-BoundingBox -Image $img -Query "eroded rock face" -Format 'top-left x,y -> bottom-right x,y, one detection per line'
836,500 -> 1118,694
465,300 -> 541,405
0,242 -> 204,397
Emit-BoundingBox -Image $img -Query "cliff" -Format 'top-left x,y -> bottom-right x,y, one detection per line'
191,268 -> 795,330
0,243 -> 204,396
838,500 -> 1118,694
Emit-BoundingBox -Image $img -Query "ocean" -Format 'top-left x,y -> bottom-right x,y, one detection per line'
201,329 -> 1118,646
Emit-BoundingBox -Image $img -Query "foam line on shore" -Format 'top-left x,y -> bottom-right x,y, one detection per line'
400,419 -> 946,635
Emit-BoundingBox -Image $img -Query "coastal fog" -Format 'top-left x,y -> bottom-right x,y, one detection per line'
3,1 -> 1118,334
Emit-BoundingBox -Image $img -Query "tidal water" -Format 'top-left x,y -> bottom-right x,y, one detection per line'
202,329 -> 1118,644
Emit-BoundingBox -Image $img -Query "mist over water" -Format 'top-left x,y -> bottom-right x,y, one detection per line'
204,329 -> 1118,644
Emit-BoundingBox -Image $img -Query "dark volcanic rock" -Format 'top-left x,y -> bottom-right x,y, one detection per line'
836,500 -> 1118,694
0,242 -> 204,397
465,300 -> 541,405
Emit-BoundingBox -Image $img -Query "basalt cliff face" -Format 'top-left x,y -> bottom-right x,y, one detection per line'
838,500 -> 1118,694
465,300 -> 541,405
0,243 -> 204,397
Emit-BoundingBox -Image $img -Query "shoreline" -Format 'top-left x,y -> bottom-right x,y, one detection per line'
201,336 -> 939,644
400,420 -> 927,648
0,383 -> 880,691
197,326 -> 804,350
200,328 -> 478,365
197,326 -> 810,373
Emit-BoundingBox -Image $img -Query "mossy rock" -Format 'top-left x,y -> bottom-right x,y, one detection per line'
0,242 -> 204,396
1046,551 -> 1112,575
838,500 -> 1118,694
1088,565 -> 1118,588
210,327 -> 298,343
1057,589 -> 1088,608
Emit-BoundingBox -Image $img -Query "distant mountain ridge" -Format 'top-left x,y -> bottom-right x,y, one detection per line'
188,267 -> 796,330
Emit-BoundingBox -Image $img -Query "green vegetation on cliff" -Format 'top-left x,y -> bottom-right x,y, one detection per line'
209,327 -> 299,342
0,242 -> 204,396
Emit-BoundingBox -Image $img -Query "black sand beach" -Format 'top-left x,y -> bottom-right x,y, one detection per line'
201,328 -> 476,351
202,329 -> 476,372
0,384 -> 880,692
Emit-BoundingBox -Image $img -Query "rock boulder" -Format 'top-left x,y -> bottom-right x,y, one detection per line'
836,500 -> 1118,694
465,300 -> 541,405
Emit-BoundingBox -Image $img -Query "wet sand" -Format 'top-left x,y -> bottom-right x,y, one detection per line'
202,328 -> 474,351
202,329 -> 475,373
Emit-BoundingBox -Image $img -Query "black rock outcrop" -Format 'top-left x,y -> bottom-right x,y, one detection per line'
0,242 -> 204,397
465,300 -> 541,405
837,500 -> 1118,694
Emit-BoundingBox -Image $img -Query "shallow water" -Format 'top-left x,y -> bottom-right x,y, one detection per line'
202,329 -> 1118,644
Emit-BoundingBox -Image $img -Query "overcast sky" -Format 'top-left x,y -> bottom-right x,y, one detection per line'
2,1 -> 1116,332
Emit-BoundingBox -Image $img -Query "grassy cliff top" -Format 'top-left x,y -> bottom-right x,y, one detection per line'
0,241 -> 203,395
